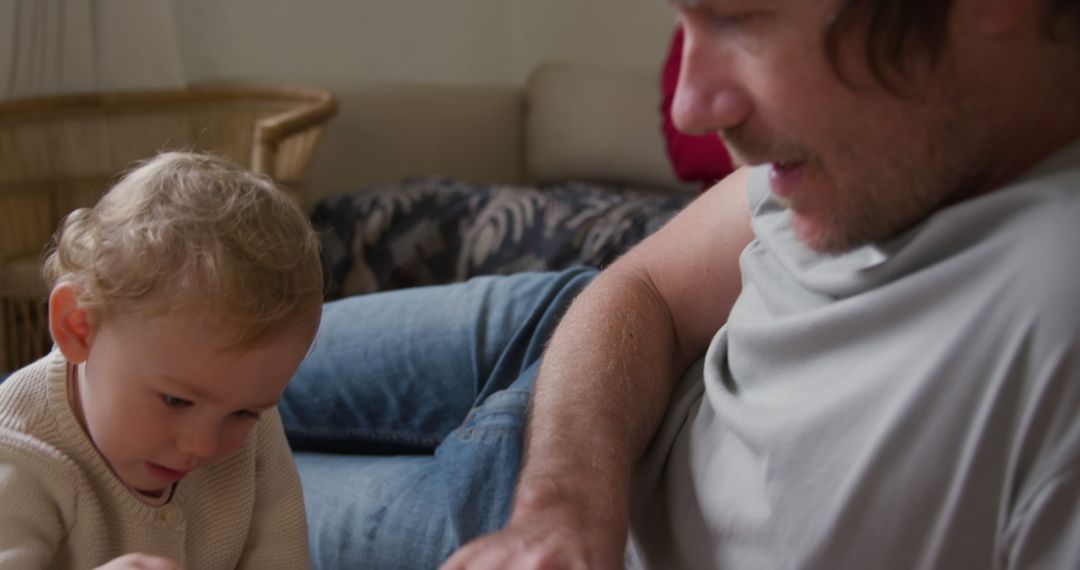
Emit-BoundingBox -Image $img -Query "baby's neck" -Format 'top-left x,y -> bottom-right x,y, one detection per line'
134,484 -> 174,506
65,362 -> 88,434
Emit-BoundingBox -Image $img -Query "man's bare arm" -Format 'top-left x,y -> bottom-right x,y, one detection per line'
442,168 -> 755,569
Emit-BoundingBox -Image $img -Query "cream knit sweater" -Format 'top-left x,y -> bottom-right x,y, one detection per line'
0,351 -> 311,569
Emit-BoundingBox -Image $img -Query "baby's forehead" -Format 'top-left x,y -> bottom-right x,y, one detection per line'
145,335 -> 304,401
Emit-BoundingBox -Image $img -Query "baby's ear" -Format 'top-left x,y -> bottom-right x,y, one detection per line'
49,283 -> 93,364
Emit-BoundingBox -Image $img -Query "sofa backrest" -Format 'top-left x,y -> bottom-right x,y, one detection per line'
304,82 -> 524,208
302,62 -> 693,209
525,62 -> 693,193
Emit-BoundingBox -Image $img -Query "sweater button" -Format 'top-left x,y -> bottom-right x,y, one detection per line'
164,509 -> 183,526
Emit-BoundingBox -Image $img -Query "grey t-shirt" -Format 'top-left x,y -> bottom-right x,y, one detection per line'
630,140 -> 1080,569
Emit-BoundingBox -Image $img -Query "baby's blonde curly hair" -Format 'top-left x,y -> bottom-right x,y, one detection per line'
43,151 -> 324,347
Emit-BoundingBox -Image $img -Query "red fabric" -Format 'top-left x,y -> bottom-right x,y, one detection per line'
660,25 -> 734,191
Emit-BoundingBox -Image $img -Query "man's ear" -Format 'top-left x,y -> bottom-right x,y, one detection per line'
977,0 -> 1040,35
49,283 -> 93,364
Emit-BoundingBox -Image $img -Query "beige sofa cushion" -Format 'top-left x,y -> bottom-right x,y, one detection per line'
525,62 -> 692,193
303,83 -> 524,208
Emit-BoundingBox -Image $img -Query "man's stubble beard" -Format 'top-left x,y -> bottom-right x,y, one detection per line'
721,84 -> 994,254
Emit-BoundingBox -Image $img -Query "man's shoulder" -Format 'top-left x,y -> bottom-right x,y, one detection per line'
982,180 -> 1080,474
987,182 -> 1080,332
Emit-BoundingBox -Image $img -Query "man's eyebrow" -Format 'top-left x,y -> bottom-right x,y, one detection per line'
667,0 -> 773,10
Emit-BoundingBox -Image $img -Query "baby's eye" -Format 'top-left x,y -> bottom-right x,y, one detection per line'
160,394 -> 191,409
232,410 -> 262,421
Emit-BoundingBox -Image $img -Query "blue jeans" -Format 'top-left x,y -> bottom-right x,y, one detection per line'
281,268 -> 597,569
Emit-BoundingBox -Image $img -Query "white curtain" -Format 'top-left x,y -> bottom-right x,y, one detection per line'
0,0 -> 185,100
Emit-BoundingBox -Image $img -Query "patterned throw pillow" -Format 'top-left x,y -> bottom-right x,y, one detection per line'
311,177 -> 692,299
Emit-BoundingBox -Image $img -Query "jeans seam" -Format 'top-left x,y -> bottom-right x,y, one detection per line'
287,426 -> 443,447
454,389 -> 530,440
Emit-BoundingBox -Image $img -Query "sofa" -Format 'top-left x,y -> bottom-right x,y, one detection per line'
306,61 -> 699,301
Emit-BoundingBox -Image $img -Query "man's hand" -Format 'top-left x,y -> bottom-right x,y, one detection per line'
440,482 -> 626,570
94,553 -> 182,570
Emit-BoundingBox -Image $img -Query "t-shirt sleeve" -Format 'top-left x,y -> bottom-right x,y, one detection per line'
237,409 -> 312,570
1001,308 -> 1080,570
1002,464 -> 1080,569
0,431 -> 76,568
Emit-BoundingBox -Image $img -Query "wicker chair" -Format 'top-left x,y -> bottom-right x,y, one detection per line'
0,84 -> 338,373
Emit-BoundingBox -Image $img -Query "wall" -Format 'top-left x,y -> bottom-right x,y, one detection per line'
172,0 -> 676,205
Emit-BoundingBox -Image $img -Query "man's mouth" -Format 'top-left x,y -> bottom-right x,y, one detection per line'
768,160 -> 807,201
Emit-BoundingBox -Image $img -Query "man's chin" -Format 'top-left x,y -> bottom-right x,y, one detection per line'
790,213 -> 865,254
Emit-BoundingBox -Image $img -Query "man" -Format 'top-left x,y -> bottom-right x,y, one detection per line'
284,0 -> 1080,567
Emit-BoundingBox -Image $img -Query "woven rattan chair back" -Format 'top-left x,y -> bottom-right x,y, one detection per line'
0,85 -> 337,372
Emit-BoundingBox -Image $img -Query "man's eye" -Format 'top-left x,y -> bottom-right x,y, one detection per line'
708,11 -> 752,30
679,5 -> 756,36
160,394 -> 191,409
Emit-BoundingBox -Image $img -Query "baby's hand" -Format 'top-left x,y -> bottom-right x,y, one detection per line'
94,553 -> 182,570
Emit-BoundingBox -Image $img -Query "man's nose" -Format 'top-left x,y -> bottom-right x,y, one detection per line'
672,26 -> 752,135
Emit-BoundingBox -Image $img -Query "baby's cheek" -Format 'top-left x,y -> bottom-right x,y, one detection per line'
219,425 -> 255,458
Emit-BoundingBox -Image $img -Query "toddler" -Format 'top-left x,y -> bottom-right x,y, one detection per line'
0,152 -> 324,569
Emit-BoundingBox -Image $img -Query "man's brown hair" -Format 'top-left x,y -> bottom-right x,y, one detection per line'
824,0 -> 1080,87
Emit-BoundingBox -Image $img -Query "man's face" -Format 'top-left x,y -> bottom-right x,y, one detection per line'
672,0 -> 995,252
